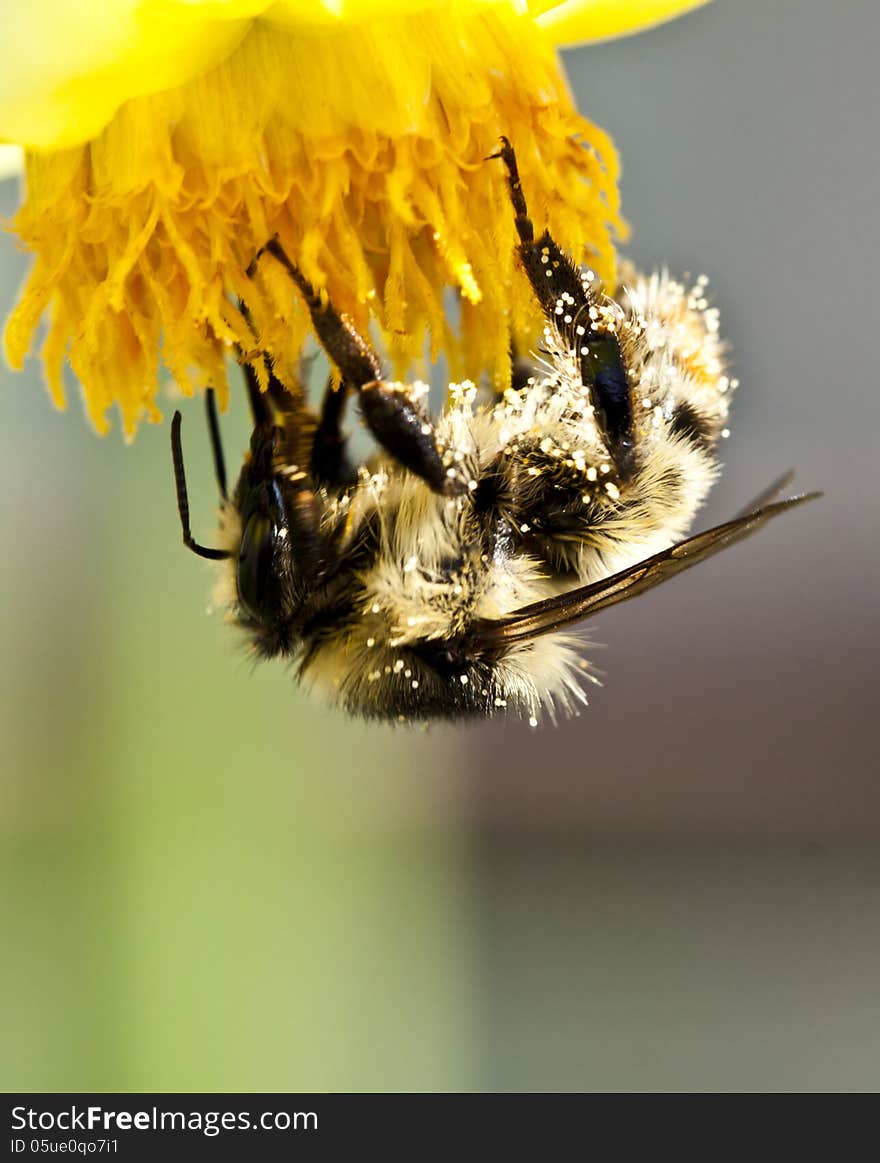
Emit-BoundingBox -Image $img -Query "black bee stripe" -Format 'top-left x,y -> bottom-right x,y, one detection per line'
669,401 -> 716,451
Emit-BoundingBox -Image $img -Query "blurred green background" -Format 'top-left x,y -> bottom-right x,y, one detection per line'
2,0 -> 879,1092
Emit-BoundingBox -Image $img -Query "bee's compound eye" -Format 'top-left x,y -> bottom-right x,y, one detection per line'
237,512 -> 276,621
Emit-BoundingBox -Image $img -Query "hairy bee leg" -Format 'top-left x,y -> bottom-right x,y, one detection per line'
255,237 -> 382,385
233,292 -> 272,427
357,380 -> 467,496
238,274 -> 311,425
490,137 -> 590,322
170,411 -> 232,561
491,138 -> 635,478
253,236 -> 465,496
311,378 -> 359,490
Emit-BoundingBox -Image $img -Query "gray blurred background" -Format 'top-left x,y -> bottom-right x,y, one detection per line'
1,0 -> 878,1091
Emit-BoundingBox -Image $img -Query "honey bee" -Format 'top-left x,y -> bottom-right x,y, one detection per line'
172,139 -> 817,723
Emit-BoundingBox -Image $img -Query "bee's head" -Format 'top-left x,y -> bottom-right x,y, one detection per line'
172,397 -> 332,660
227,422 -> 322,657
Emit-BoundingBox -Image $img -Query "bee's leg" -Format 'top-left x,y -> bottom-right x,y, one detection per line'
241,357 -> 272,426
233,287 -> 272,427
310,378 -> 359,490
237,285 -> 305,429
252,237 -> 465,496
491,137 -> 635,478
489,136 -> 590,320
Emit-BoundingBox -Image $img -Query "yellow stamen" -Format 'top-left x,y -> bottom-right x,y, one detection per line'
2,4 -> 646,436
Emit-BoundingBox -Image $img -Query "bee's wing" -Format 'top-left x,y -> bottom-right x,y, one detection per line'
733,469 -> 796,518
473,489 -> 821,647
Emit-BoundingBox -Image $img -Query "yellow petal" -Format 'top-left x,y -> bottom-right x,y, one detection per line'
0,1 -> 710,151
535,0 -> 712,46
2,1 -> 508,149
2,0 -> 721,437
3,1 -> 653,436
0,1 -> 271,150
266,0 -> 472,25
6,7 -> 628,436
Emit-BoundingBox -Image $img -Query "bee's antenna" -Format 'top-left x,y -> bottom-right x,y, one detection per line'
171,410 -> 232,561
205,388 -> 228,500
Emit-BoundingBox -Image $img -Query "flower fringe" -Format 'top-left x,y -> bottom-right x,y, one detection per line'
4,8 -> 626,437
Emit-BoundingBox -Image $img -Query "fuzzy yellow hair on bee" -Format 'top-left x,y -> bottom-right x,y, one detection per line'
171,139 -> 818,725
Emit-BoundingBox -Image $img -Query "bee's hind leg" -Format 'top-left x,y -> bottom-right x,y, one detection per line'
489,136 -> 591,325
491,138 -> 635,479
310,377 -> 359,491
251,237 -> 466,497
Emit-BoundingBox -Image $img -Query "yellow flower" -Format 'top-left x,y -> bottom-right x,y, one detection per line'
2,0 -> 708,437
